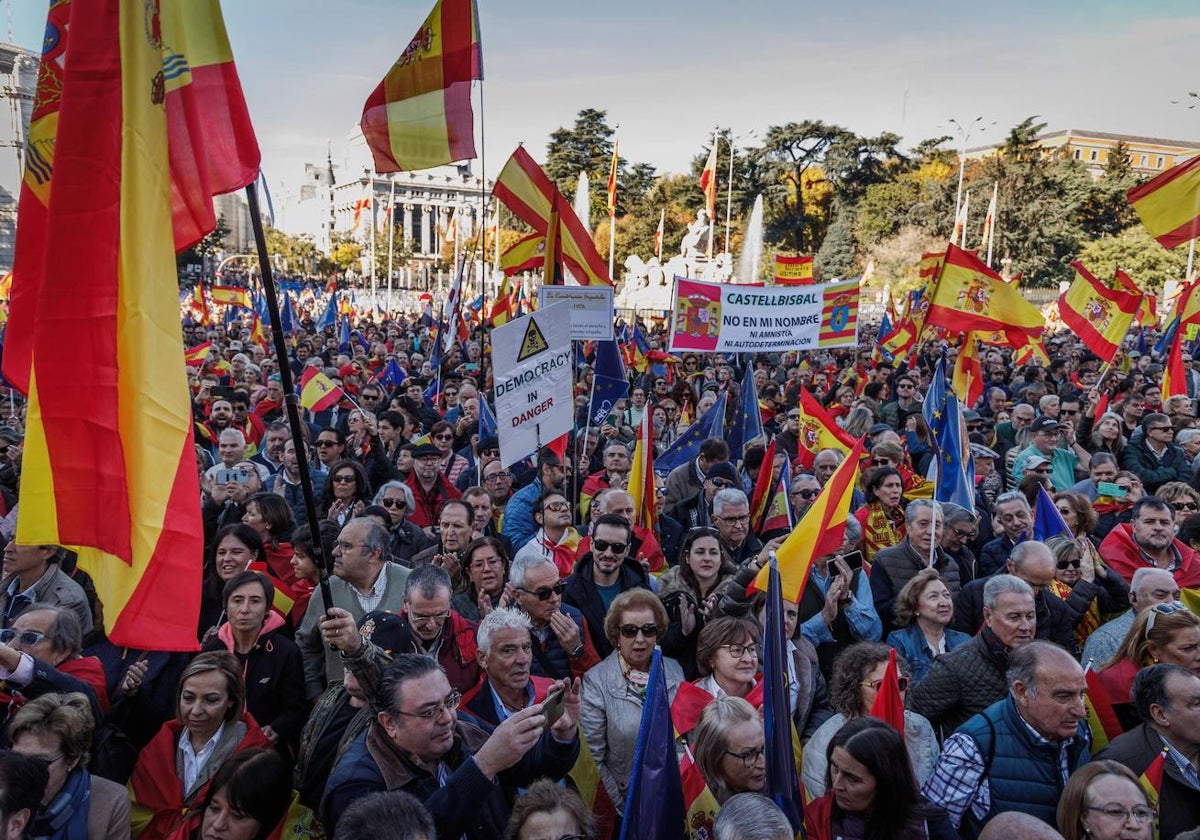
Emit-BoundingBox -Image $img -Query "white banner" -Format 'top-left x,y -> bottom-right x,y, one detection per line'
492,301 -> 575,468
667,277 -> 860,353
536,285 -> 615,341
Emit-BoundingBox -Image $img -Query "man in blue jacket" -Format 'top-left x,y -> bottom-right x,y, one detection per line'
502,448 -> 565,553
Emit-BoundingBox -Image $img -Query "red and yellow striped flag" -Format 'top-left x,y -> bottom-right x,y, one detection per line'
923,244 -> 1044,347
1128,153 -> 1200,249
1138,748 -> 1167,831
299,367 -> 346,413
1058,261 -> 1142,364
209,285 -> 251,308
499,232 -> 546,275
183,341 -> 213,367
360,0 -> 483,173
952,335 -> 985,409
606,137 -> 619,217
699,139 -> 718,221
1083,665 -> 1123,751
4,0 -> 258,650
774,254 -> 814,284
629,410 -> 658,535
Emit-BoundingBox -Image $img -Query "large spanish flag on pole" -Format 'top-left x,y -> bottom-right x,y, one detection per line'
922,244 -> 1044,348
1128,153 -> 1200,250
1058,261 -> 1142,364
493,146 -> 612,286
6,0 -> 259,651
360,0 -> 483,173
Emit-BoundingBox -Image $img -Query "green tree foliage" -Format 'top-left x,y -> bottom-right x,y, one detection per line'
177,216 -> 230,271
815,203 -> 859,279
264,226 -> 322,275
1076,225 -> 1189,295
755,120 -> 850,251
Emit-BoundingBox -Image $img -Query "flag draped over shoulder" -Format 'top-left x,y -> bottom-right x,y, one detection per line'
1058,261 -> 1142,364
752,437 -> 865,602
922,244 -> 1044,347
4,0 -> 258,651
1128,153 -> 1200,249
620,650 -> 686,840
493,146 -> 612,286
360,0 -> 482,173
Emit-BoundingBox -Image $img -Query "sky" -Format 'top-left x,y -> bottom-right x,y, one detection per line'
10,1 -> 1200,200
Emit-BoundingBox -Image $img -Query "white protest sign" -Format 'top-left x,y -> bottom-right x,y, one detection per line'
492,301 -> 575,468
536,285 -> 615,341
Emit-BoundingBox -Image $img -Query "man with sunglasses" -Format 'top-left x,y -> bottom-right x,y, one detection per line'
789,474 -> 821,522
1122,412 -> 1193,494
880,374 -> 922,431
322,653 -> 580,838
502,448 -> 566,554
563,515 -> 651,660
663,438 -> 730,511
666,460 -> 739,530
509,555 -> 599,680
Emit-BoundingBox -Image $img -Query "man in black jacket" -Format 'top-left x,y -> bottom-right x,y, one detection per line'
1097,663 -> 1200,840
563,515 -> 651,659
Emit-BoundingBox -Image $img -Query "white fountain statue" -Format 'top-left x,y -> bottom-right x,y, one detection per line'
574,171 -> 590,234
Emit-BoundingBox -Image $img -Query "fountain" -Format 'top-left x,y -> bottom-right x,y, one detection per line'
574,171 -> 590,233
734,194 -> 764,284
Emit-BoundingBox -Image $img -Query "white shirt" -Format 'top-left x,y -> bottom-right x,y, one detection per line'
352,566 -> 388,613
178,721 -> 225,794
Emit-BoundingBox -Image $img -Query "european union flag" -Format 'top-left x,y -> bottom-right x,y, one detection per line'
763,559 -> 804,831
620,649 -> 686,840
316,293 -> 336,333
279,292 -> 296,335
727,365 -> 764,463
478,394 -> 498,440
586,340 -> 629,427
924,353 -> 975,512
654,392 -> 727,475
1033,483 -> 1072,541
338,316 -> 351,354
381,358 -> 407,390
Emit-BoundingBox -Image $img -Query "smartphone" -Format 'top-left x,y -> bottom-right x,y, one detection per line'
1096,481 -> 1128,498
839,550 -> 865,574
215,468 -> 248,484
541,689 -> 565,730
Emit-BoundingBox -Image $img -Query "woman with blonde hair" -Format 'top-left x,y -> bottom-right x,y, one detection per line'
1095,603 -> 1200,725
692,696 -> 765,805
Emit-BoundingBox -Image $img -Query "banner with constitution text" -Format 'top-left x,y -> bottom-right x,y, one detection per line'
667,277 -> 860,353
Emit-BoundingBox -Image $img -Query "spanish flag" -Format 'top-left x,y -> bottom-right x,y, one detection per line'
952,335 -> 985,409
493,146 -> 611,286
299,367 -> 345,413
1083,665 -> 1123,751
1128,153 -> 1200,249
210,285 -> 251,308
499,232 -> 546,275
606,136 -> 619,217
922,244 -> 1044,347
6,0 -> 258,651
1137,748 -> 1168,821
360,0 -> 483,173
794,387 -> 858,472
699,138 -> 718,221
183,341 -> 213,368
751,437 -> 866,602
774,254 -> 815,285
1058,261 -> 1142,364
628,410 -> 658,535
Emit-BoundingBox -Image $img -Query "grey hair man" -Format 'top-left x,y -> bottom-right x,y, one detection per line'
978,490 -> 1034,576
1082,566 -> 1181,666
466,607 -> 541,725
908,575 -> 1036,736
713,792 -> 793,840
870,498 -> 960,635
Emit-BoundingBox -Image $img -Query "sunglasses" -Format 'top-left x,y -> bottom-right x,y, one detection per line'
791,488 -> 818,499
618,623 -> 659,639
380,498 -> 407,509
709,479 -> 733,489
316,440 -> 339,448
1145,602 -> 1189,637
0,630 -> 45,647
1056,558 -> 1081,569
862,676 -> 910,692
433,433 -> 454,441
593,539 -> 628,554
331,474 -> 357,483
1173,502 -> 1199,511
480,448 -> 500,457
517,580 -> 567,601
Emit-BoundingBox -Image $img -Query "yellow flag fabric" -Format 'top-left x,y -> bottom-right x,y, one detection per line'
1128,153 -> 1200,249
923,244 -> 1044,346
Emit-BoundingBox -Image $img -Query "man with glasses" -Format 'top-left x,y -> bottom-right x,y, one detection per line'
0,605 -> 104,728
1100,496 -> 1200,589
1096,663 -> 1200,839
788,474 -> 821,522
510,555 -> 599,680
1011,416 -> 1084,491
880,374 -> 922,431
511,493 -> 581,578
993,402 -> 1034,455
482,458 -> 515,526
922,641 -> 1090,837
456,433 -> 500,492
1122,412 -> 1192,493
939,503 -> 982,582
1083,567 -> 1180,666
502,447 -> 566,553
322,653 -> 580,837
776,406 -> 802,462
664,438 -> 730,511
298,516 -> 408,699
313,428 -> 346,473
563,515 -> 651,659
404,442 -> 462,531
666,460 -> 739,530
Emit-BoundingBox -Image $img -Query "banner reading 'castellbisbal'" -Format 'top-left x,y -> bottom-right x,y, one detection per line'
667,277 -> 860,353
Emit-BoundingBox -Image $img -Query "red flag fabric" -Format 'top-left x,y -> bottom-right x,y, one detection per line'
748,439 -> 776,530
868,647 -> 906,736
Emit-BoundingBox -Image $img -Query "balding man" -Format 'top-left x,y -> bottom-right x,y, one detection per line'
951,541 -> 1083,653
922,641 -> 1090,838
1081,566 -> 1180,666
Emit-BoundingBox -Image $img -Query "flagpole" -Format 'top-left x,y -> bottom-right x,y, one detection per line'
1187,239 -> 1196,280
368,178 -> 377,303
608,127 -> 618,283
386,174 -> 396,315
244,183 -> 335,613
724,130 -> 734,255
985,181 -> 998,269
707,129 -> 717,261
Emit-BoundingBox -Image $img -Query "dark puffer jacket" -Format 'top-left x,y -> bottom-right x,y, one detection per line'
906,630 -> 1011,738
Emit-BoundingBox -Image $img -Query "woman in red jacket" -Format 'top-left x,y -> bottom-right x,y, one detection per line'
128,652 -> 272,840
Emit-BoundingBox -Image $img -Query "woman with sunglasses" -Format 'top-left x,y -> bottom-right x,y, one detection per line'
319,459 -> 371,527
801,642 -> 938,798
429,420 -> 470,486
1096,602 -> 1200,725
371,480 -> 434,566
1044,534 -> 1129,650
580,589 -> 684,815
855,467 -> 907,565
885,569 -> 970,685
1156,481 -> 1200,531
658,528 -> 740,679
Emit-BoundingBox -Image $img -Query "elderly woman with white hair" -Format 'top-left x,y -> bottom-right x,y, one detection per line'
372,479 -> 433,565
580,589 -> 684,812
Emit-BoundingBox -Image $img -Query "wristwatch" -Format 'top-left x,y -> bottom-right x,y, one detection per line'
569,643 -> 584,659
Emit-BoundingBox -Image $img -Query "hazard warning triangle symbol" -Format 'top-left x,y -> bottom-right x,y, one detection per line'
517,317 -> 550,362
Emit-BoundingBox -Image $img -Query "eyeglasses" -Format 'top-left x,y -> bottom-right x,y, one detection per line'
593,539 -> 628,554
433,433 -> 454,441
1056,557 -> 1081,569
484,471 -> 511,482
791,488 -> 818,499
334,540 -> 368,553
331,474 -> 357,483
897,383 -> 914,390
951,526 -> 977,540
542,502 -> 571,513
0,630 -> 45,647
1086,805 -> 1157,824
1174,501 -> 1199,511
517,580 -> 567,601
1148,426 -> 1173,433
380,498 -> 407,509
619,623 -> 659,639
409,611 -> 450,626
1060,409 -> 1080,416
716,514 -> 751,524
862,676 -> 910,692
1145,601 -> 1188,637
393,690 -> 462,721
724,745 -> 766,768
720,643 -> 758,660
316,440 -> 339,448
1032,466 -> 1052,474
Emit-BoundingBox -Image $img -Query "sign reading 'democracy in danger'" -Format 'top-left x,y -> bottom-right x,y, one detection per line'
536,285 -> 615,341
492,301 -> 575,468
667,276 -> 861,353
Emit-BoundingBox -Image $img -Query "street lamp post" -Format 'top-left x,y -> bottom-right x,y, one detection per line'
946,116 -> 995,237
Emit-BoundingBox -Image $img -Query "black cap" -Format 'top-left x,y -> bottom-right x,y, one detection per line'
413,442 -> 441,459
1029,416 -> 1062,434
357,611 -> 407,657
706,462 -> 739,484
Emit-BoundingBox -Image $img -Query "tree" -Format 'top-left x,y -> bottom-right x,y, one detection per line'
862,226 -> 947,294
264,226 -> 321,275
177,215 -> 230,273
755,121 -> 851,251
1076,225 -> 1189,295
329,232 -> 362,275
815,203 -> 859,279
1076,139 -> 1141,238
856,158 -> 956,247
544,108 -> 618,226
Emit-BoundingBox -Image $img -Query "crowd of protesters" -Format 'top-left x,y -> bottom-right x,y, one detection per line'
0,302 -> 1198,840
